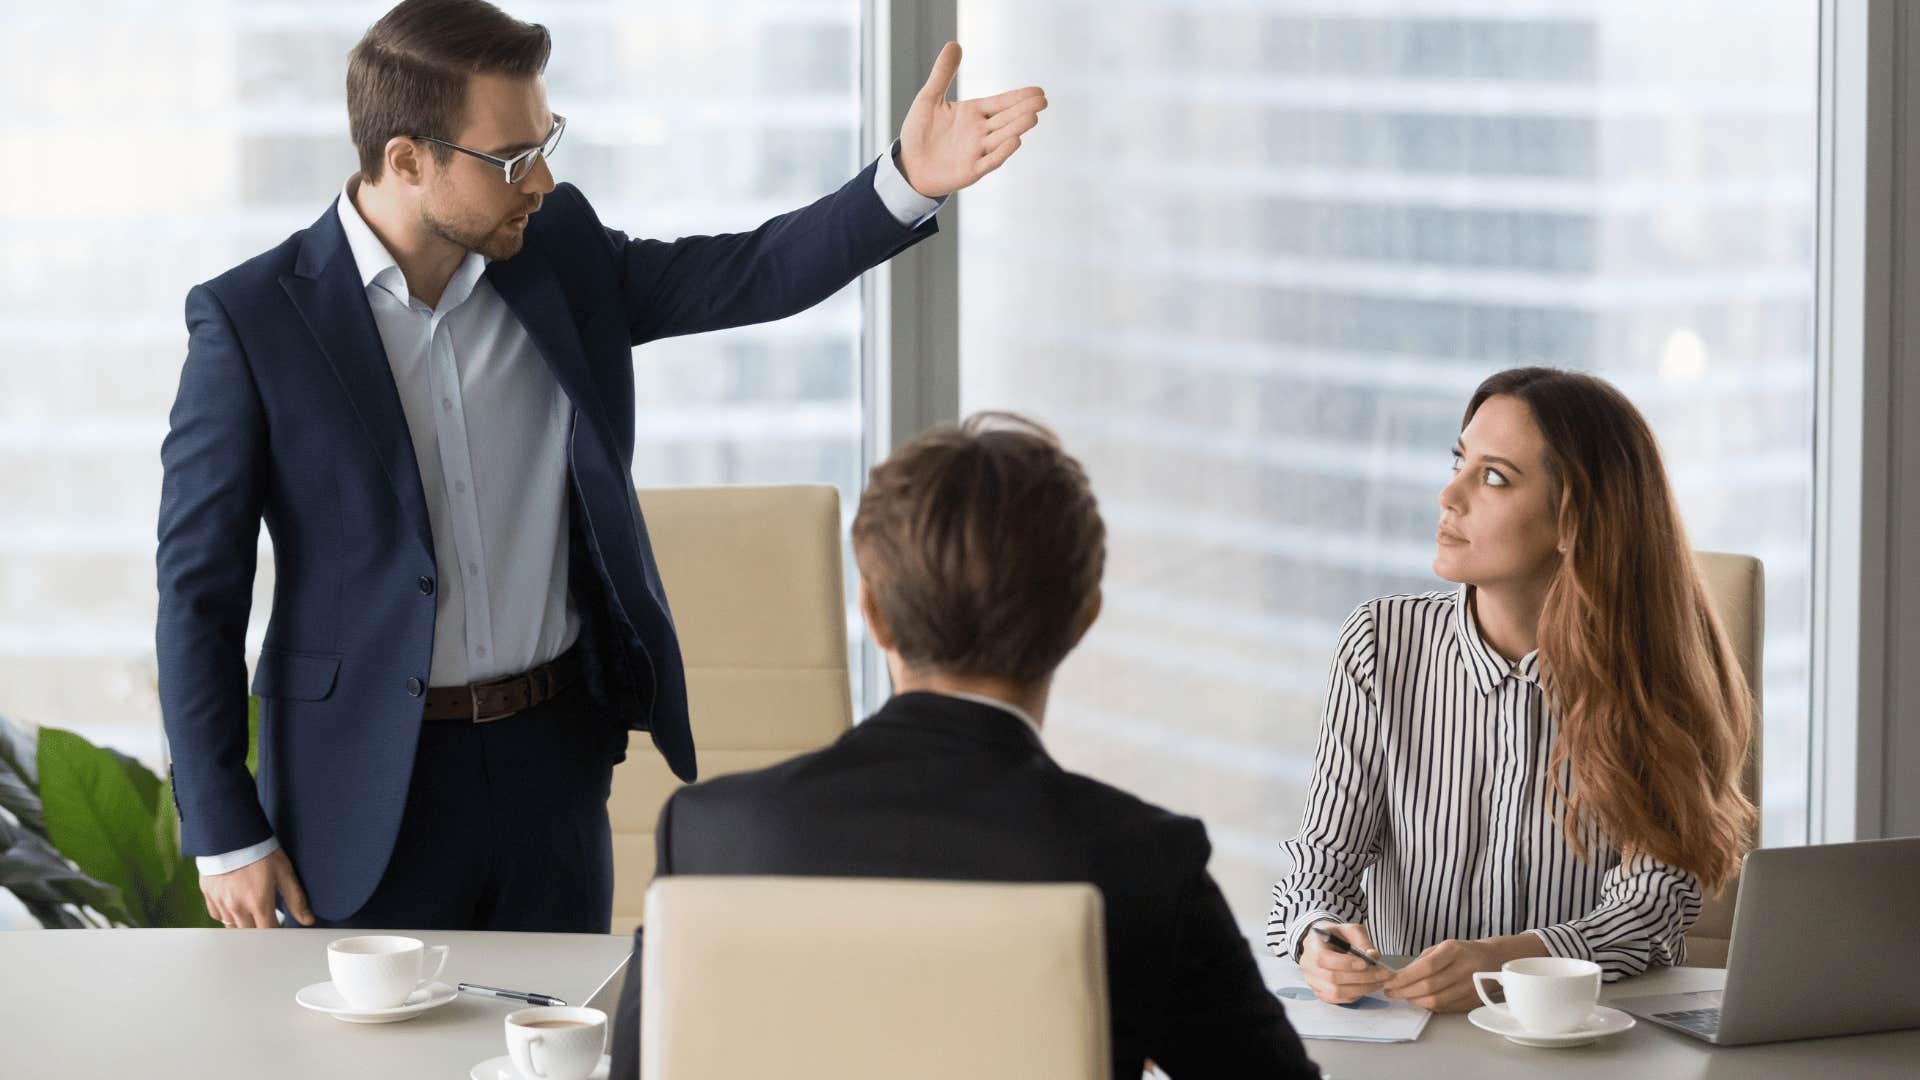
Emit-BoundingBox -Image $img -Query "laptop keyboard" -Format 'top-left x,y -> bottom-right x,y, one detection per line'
1655,1007 -> 1722,1036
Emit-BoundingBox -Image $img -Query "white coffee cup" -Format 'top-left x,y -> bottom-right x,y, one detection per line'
325,935 -> 450,1010
506,1006 -> 608,1080
1473,956 -> 1601,1034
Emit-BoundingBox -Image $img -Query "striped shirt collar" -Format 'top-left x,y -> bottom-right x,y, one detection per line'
1453,584 -> 1543,695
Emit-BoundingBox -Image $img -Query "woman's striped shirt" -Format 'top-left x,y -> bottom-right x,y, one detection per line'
1265,587 -> 1702,980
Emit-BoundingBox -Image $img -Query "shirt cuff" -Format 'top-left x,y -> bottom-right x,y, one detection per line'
873,139 -> 946,228
196,834 -> 280,876
1285,911 -> 1344,962
1529,924 -> 1592,963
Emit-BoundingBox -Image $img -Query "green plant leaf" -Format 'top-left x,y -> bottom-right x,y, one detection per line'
246,695 -> 260,777
154,777 -> 179,863
12,894 -> 90,929
0,713 -> 37,786
0,714 -> 44,837
0,807 -> 136,926
38,727 -> 172,926
157,854 -> 219,927
106,746 -> 161,820
153,777 -> 182,911
0,763 -> 41,837
149,776 -> 218,928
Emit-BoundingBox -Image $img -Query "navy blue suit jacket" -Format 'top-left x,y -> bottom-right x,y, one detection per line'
157,162 -> 936,919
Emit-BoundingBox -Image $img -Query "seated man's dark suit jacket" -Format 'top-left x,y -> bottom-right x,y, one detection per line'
612,692 -> 1319,1080
156,162 -> 934,920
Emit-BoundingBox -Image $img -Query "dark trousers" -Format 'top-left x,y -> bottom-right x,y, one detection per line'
308,679 -> 618,933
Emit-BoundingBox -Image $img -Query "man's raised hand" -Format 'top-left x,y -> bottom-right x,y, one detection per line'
898,42 -> 1046,198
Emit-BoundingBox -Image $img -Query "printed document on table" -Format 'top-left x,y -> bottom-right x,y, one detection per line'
1253,949 -> 1432,1043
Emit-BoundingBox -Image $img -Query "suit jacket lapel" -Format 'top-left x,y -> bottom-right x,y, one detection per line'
280,201 -> 435,559
486,245 -> 623,466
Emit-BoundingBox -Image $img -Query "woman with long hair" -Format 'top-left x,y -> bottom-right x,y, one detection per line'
1267,367 -> 1755,1012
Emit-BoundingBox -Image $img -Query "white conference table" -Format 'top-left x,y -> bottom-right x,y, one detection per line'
3,928 -> 1917,1078
0,928 -> 633,1079
1283,959 -> 1920,1080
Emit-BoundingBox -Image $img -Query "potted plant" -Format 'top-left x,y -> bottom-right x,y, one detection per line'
0,702 -> 258,928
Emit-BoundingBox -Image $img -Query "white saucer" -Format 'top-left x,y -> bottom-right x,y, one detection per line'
1468,1003 -> 1635,1047
469,1054 -> 610,1080
295,980 -> 457,1023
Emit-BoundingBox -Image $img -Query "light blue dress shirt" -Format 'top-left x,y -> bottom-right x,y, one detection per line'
200,146 -> 944,877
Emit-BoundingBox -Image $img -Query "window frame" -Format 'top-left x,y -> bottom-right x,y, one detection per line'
860,0 -> 961,710
1810,0 -> 1920,843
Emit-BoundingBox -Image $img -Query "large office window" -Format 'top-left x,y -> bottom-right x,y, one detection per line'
958,4 -> 1818,931
0,3 -> 867,764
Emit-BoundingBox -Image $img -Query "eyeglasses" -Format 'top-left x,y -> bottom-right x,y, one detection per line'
410,114 -> 566,184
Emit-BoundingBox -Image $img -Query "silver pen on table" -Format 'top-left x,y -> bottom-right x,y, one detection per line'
458,982 -> 567,1007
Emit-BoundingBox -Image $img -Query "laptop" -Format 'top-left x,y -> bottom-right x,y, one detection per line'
1615,837 -> 1920,1046
580,953 -> 631,1014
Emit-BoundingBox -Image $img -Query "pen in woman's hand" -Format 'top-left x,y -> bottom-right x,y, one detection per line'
1312,925 -> 1402,973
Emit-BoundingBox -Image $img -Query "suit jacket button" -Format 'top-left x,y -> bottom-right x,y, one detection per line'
407,677 -> 424,697
417,576 -> 435,596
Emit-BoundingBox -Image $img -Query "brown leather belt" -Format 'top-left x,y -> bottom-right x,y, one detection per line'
422,648 -> 583,723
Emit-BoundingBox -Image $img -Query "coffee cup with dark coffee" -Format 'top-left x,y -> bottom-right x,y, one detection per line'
505,1005 -> 606,1080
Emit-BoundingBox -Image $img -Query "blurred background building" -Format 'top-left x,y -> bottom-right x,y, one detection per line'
957,0 -> 1815,932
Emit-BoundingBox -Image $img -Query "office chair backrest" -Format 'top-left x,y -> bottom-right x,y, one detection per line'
606,485 -> 854,931
1686,550 -> 1764,966
640,876 -> 1112,1080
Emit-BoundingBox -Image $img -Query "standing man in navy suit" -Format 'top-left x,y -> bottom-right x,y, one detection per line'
156,0 -> 1046,932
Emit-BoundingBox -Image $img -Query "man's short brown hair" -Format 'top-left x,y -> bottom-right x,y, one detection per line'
347,0 -> 551,181
853,412 -> 1106,684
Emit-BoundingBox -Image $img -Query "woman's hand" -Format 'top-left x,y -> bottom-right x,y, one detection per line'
1298,922 -> 1390,1005
1384,932 -> 1548,1012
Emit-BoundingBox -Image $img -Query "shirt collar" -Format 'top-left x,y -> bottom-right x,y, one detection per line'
336,175 -> 489,312
933,691 -> 1044,741
1452,584 -> 1543,696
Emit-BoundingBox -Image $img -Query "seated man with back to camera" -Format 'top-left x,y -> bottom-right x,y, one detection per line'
612,412 -> 1319,1079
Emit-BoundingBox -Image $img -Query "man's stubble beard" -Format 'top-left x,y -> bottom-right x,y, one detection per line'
421,196 -> 523,262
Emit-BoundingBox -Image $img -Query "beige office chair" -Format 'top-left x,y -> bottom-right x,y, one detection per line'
1685,551 -> 1764,967
640,876 -> 1111,1080
607,485 -> 855,931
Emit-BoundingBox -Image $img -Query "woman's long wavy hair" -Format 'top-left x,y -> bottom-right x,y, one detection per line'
1466,368 -> 1755,890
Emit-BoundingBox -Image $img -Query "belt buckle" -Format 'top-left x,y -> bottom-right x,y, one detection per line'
469,672 -> 523,724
